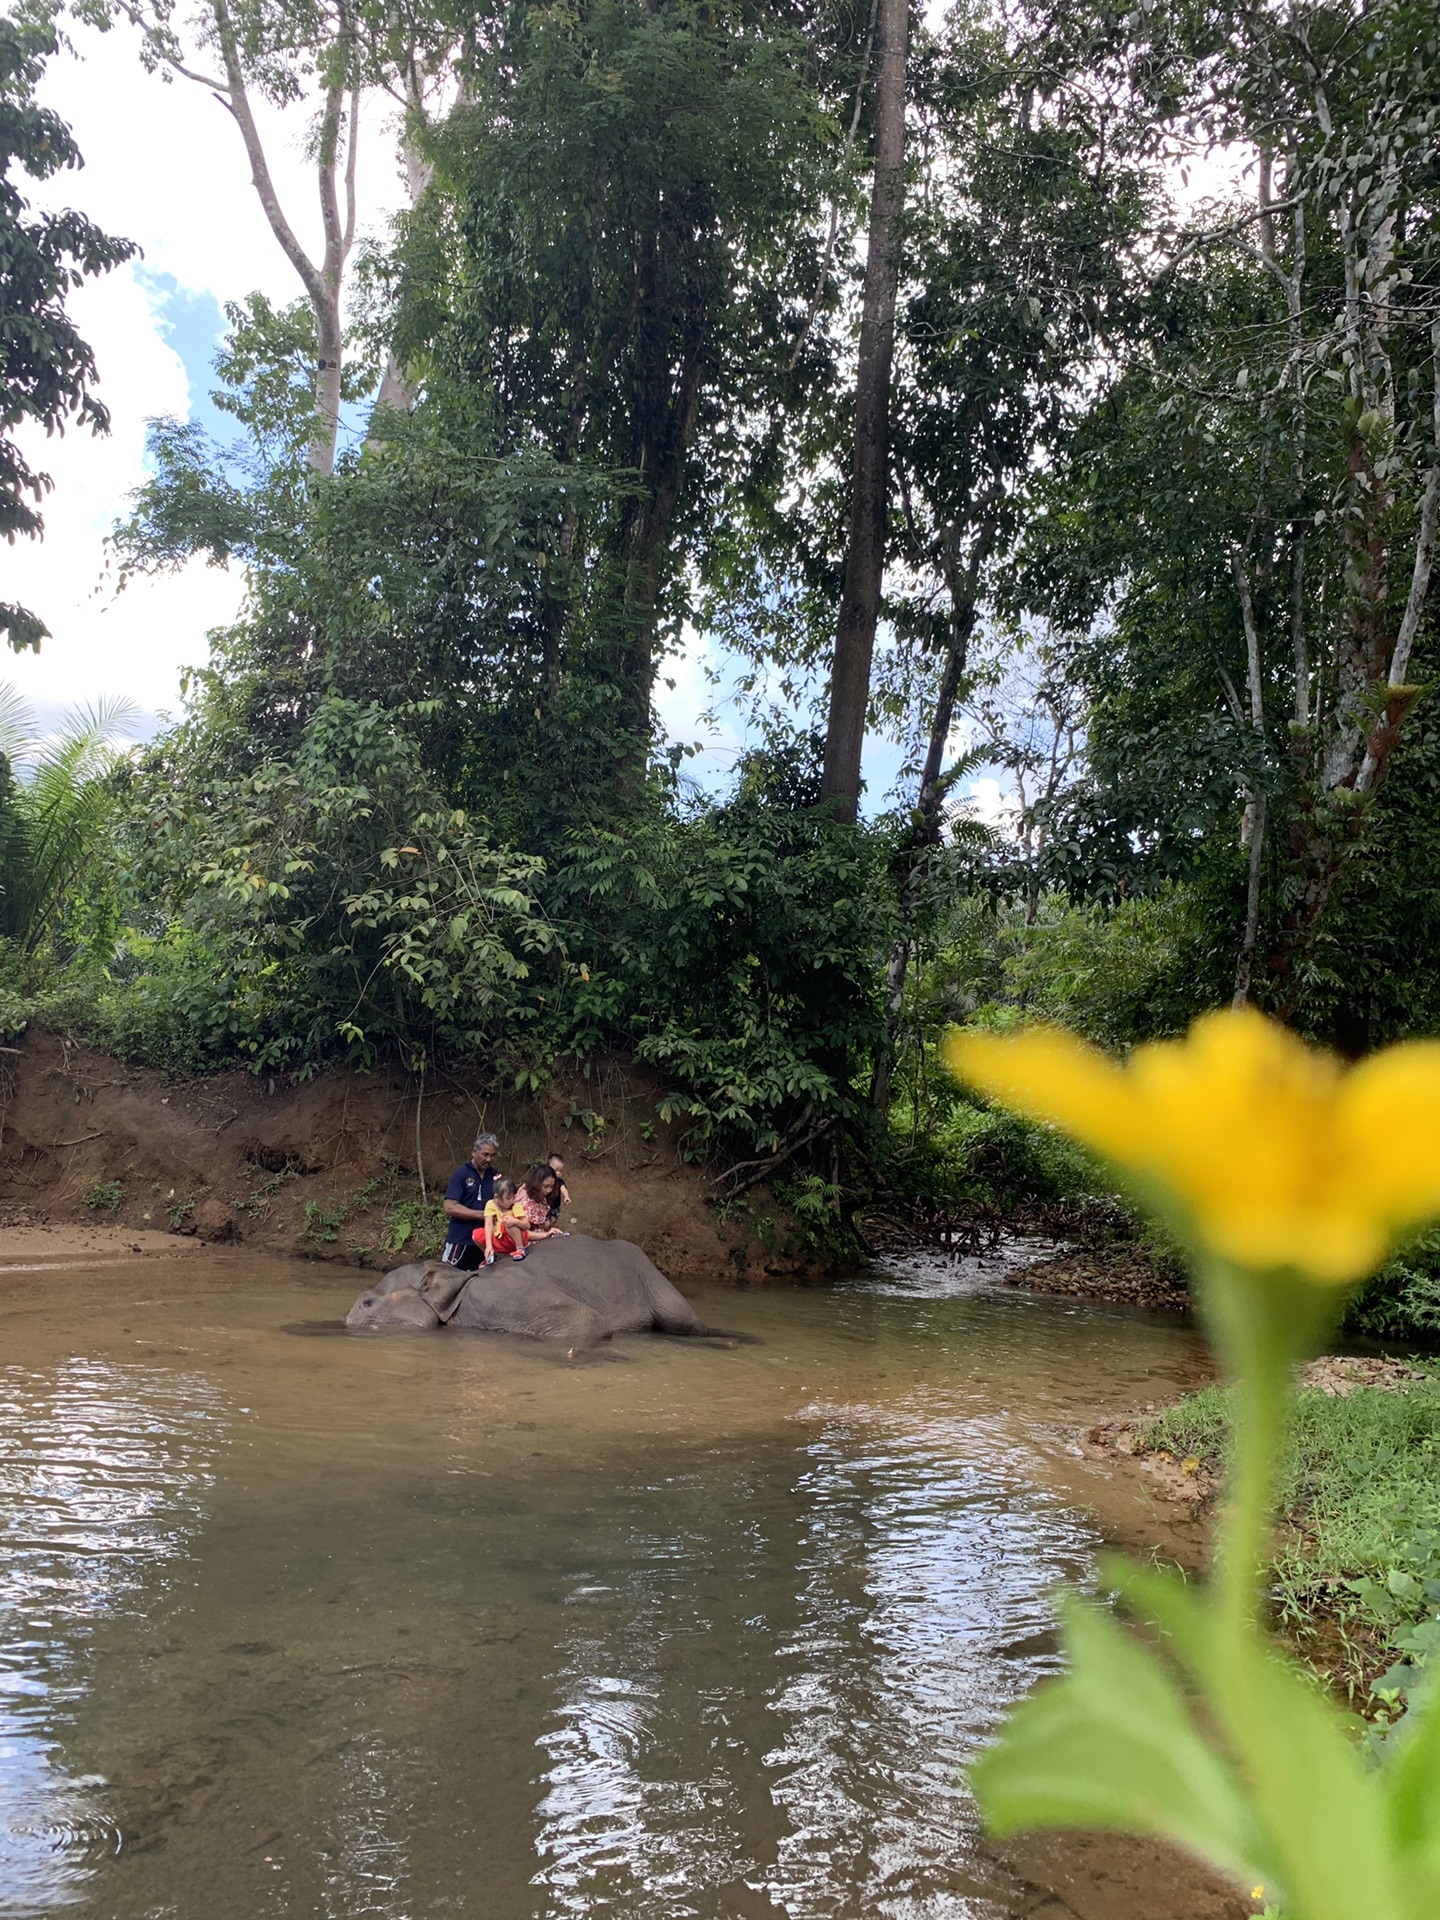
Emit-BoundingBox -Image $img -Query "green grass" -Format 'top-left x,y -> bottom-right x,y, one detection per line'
1140,1372 -> 1440,1696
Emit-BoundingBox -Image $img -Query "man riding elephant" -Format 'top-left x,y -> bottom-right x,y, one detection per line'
439,1133 -> 500,1271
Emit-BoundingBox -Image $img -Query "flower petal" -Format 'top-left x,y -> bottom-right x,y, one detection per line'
943,1025 -> 1148,1163
945,1010 -> 1440,1287
1334,1041 -> 1440,1233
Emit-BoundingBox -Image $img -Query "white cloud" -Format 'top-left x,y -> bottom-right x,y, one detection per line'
4,21 -> 405,722
653,631 -> 748,794
37,21 -> 405,306
957,776 -> 1014,832
5,267 -> 242,721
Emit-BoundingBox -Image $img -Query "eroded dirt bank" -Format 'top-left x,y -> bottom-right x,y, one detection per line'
0,1030 -> 804,1279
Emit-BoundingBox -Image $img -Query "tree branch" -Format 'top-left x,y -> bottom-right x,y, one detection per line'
315,27 -> 351,287
1355,315 -> 1440,793
211,0 -> 327,309
110,0 -> 227,91
343,86 -> 361,259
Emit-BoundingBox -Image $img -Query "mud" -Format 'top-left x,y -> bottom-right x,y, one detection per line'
0,1029 -> 805,1280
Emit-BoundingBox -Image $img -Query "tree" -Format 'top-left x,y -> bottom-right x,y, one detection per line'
0,15 -> 136,650
85,0 -> 483,471
845,8 -> 1162,1107
392,0 -> 842,763
886,12 -> 1159,850
1007,0 -> 1440,1024
89,0 -> 366,473
818,0 -> 909,822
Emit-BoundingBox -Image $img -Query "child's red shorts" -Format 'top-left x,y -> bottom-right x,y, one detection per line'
473,1224 -> 527,1256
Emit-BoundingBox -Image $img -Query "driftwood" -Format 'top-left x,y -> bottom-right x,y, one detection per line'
854,1199 -> 1004,1259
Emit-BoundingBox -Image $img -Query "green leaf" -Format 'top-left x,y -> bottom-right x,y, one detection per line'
971,1595 -> 1265,1887
1114,1560 -> 1407,1920
1219,1628 -> 1406,1920
1381,1664 -> 1440,1897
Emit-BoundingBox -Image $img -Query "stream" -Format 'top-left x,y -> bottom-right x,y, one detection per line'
0,1247 -> 1237,1919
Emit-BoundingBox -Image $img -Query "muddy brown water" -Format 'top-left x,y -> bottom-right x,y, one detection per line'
0,1247 -> 1241,1920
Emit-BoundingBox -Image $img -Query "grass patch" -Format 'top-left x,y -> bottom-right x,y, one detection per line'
1140,1371 -> 1440,1700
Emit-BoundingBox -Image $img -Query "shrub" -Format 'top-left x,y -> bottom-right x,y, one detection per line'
1345,1232 -> 1440,1346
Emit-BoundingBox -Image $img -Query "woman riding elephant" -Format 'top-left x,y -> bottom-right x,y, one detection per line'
516,1165 -> 567,1241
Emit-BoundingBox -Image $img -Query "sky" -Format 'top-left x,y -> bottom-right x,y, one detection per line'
7,18 -> 994,818
6,19 -> 394,746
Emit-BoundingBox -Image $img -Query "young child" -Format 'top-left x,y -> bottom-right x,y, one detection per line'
545,1151 -> 571,1225
476,1177 -> 529,1264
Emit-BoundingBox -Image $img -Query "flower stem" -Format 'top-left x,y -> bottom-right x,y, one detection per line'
1216,1331 -> 1291,1640
1197,1263 -> 1341,1642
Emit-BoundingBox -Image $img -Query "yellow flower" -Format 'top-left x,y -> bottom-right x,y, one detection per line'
943,1009 -> 1440,1285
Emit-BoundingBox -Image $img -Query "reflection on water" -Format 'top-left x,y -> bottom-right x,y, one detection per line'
0,1359 -> 222,1912
0,1253 -> 1212,1920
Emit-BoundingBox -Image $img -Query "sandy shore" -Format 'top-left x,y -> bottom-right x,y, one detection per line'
0,1221 -> 209,1272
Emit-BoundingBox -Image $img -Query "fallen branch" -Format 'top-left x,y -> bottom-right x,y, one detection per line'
710,1108 -> 831,1197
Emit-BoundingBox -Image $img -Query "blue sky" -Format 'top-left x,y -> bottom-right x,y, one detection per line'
135,272 -> 233,447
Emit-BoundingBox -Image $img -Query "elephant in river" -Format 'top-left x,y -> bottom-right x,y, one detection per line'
344,1234 -> 707,1346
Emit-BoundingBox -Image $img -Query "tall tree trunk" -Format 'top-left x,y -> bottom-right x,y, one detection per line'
818,0 -> 909,824
605,203 -> 709,757
1229,549 -> 1267,1007
1274,314 -> 1440,1001
869,586 -> 976,1121
1232,792 -> 1267,1009
370,84 -> 441,431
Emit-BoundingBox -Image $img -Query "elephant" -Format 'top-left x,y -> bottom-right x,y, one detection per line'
449,1266 -> 607,1346
344,1234 -> 707,1345
520,1235 -> 706,1335
374,1260 -> 470,1318
344,1285 -> 441,1331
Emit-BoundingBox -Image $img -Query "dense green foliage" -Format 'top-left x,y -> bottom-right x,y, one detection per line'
0,15 -> 135,649
0,691 -> 132,958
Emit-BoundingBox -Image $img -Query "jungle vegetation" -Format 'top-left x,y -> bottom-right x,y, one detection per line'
3,0 -> 1440,1270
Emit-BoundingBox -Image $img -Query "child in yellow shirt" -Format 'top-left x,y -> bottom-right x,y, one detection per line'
476,1177 -> 529,1264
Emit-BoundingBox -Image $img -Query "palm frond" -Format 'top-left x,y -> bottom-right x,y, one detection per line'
1,693 -> 139,953
0,686 -> 36,765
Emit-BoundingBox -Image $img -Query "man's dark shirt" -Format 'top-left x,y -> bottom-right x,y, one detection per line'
442,1161 -> 497,1255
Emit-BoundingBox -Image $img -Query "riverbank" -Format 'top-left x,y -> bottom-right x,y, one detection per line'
1009,1240 -> 1190,1313
1087,1358 -> 1440,1707
0,1030 -> 809,1281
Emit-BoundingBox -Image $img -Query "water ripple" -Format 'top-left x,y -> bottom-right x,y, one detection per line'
0,1359 -> 223,1915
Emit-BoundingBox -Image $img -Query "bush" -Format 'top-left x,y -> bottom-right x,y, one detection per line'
996,886 -> 1222,1048
1345,1232 -> 1440,1346
122,694 -> 558,1075
550,790 -> 898,1161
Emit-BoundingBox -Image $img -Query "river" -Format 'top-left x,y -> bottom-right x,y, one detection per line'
0,1246 -> 1240,1919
